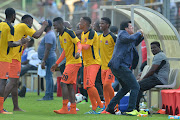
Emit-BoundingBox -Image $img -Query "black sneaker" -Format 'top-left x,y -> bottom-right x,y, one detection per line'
121,112 -> 127,115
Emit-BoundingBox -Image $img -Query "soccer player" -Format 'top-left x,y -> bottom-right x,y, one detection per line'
3,14 -> 48,111
79,16 -> 105,114
0,8 -> 29,114
92,19 -> 104,101
51,17 -> 82,114
99,17 -> 116,108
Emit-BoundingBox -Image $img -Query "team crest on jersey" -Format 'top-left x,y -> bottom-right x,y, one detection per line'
105,40 -> 108,45
85,38 -> 87,42
64,39 -> 67,43
100,40 -> 102,43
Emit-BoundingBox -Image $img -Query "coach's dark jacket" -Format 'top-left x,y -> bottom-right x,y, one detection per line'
108,30 -> 144,70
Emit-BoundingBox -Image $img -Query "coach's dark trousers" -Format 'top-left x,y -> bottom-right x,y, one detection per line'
106,66 -> 140,112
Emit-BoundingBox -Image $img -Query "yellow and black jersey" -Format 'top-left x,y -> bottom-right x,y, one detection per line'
81,29 -> 101,67
59,28 -> 82,65
13,23 -> 36,62
99,32 -> 116,70
0,22 -> 14,63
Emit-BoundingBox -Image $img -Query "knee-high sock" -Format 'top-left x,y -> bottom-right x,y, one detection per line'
62,99 -> 69,109
69,103 -> 77,114
87,88 -> 97,111
0,97 -> 4,110
103,82 -> 114,107
88,86 -> 103,110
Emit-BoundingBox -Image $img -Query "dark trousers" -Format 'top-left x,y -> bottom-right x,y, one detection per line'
106,66 -> 140,112
20,64 -> 37,76
136,76 -> 163,110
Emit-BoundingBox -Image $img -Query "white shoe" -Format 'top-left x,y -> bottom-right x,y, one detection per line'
115,111 -> 121,115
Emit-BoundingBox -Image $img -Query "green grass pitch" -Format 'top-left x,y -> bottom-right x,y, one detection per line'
1,92 -> 169,120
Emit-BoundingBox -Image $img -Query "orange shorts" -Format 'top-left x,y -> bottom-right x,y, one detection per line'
61,63 -> 81,84
0,61 -> 10,79
83,64 -> 100,90
101,69 -> 115,84
9,59 -> 21,78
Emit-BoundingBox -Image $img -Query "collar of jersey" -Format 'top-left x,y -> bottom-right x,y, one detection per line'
103,32 -> 111,37
60,27 -> 67,36
84,29 -> 91,34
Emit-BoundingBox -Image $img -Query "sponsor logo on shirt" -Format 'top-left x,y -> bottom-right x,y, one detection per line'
64,39 -> 67,43
105,40 -> 108,45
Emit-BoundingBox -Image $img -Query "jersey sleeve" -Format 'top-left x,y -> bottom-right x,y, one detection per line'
24,24 -> 36,37
68,30 -> 80,44
86,30 -> 96,46
110,32 -> 117,44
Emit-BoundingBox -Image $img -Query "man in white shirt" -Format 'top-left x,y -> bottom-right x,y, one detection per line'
20,38 -> 41,76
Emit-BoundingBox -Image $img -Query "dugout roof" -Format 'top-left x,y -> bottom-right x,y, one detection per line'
99,5 -> 180,68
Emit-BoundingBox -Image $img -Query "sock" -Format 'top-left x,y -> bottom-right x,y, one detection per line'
109,84 -> 114,100
54,99 -> 69,114
0,97 -> 4,111
115,104 -> 119,112
103,82 -> 114,107
87,88 -> 97,111
70,103 -> 76,111
88,86 -> 103,108
103,83 -> 110,107
62,99 -> 69,110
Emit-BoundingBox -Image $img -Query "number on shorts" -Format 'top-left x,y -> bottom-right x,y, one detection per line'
62,74 -> 68,81
108,75 -> 112,79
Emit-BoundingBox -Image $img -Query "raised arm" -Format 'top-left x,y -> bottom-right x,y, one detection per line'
32,21 -> 48,39
120,31 -> 142,44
